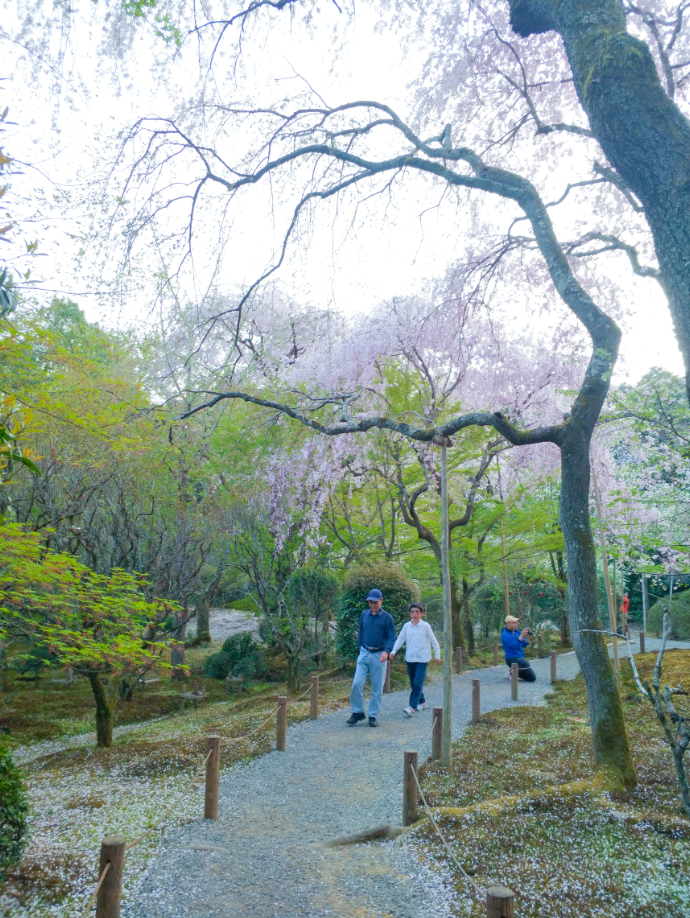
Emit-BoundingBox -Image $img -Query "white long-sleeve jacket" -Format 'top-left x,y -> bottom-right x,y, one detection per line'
391,620 -> 441,663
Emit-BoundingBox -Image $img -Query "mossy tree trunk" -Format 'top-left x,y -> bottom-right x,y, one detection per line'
509,0 -> 690,403
559,428 -> 636,788
86,671 -> 113,748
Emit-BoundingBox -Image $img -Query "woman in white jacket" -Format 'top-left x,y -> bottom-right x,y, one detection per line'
390,603 -> 441,716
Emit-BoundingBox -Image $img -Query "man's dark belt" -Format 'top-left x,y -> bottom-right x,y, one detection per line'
364,645 -> 385,652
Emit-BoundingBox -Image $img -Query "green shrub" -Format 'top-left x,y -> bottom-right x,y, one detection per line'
203,651 -> 233,680
228,597 -> 262,614
0,744 -> 28,881
336,561 -> 419,662
201,632 -> 268,681
649,589 -> 690,639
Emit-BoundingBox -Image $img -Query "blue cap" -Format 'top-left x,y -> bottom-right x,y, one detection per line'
366,589 -> 383,601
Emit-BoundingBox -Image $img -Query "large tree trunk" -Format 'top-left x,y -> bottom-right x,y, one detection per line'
510,0 -> 690,401
195,594 -> 212,644
286,653 -> 302,694
87,672 -> 113,748
559,430 -> 636,789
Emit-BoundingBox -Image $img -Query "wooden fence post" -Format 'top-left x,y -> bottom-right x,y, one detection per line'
486,885 -> 515,917
493,641 -> 499,666
550,651 -> 557,684
310,674 -> 319,719
276,696 -> 287,751
537,635 -> 544,658
96,836 -> 125,918
455,647 -> 463,674
472,679 -> 480,724
403,751 -> 419,826
511,663 -> 518,701
639,631 -> 646,654
432,707 -> 443,761
204,735 -> 221,820
384,658 -> 391,694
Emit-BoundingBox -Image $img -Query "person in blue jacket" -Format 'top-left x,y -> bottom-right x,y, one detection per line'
501,615 -> 536,682
346,588 -> 396,728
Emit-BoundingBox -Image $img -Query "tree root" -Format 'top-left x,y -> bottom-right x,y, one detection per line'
431,771 -> 633,821
325,823 -> 406,846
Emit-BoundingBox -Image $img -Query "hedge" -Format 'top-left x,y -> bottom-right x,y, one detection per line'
649,589 -> 690,640
0,744 -> 28,881
335,561 -> 419,662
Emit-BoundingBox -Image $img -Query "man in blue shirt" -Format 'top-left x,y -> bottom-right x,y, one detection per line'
346,588 -> 396,727
501,615 -> 536,682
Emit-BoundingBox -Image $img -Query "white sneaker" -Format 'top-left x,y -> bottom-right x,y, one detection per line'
403,706 -> 415,716
418,701 -> 428,710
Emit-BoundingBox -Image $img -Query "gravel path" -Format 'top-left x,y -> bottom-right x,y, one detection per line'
123,638 -> 689,918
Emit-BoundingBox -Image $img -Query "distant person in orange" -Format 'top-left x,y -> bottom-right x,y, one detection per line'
619,592 -> 630,638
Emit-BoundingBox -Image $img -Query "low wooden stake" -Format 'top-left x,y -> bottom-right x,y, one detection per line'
537,634 -> 544,658
493,641 -> 499,666
310,674 -> 319,720
432,707 -> 443,761
455,647 -> 463,674
472,678 -> 480,724
550,650 -> 557,684
384,658 -> 391,694
486,885 -> 515,918
511,663 -> 518,701
276,695 -> 287,751
204,735 -> 221,820
402,750 -> 419,826
96,836 -> 125,918
639,631 -> 646,654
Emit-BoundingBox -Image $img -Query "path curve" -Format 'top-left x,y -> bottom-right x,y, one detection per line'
123,640 -> 688,918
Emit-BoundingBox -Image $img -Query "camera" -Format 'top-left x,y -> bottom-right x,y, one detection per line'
525,628 -> 533,635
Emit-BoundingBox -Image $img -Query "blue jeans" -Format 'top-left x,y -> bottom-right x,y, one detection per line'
351,649 -> 387,718
406,661 -> 428,709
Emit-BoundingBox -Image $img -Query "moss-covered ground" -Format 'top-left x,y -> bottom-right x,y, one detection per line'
414,649 -> 690,917
0,637 -> 408,918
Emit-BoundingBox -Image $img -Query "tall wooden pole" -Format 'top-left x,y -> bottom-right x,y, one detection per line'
641,573 -> 649,634
441,440 -> 453,768
612,558 -> 618,631
500,515 -> 510,618
592,468 -> 620,677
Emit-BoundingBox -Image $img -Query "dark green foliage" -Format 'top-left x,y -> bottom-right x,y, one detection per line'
286,567 -> 340,618
221,632 -> 267,679
336,561 -> 419,662
649,590 -> 690,639
203,651 -> 233,680
204,632 -> 267,680
0,745 -> 28,881
14,643 -> 57,678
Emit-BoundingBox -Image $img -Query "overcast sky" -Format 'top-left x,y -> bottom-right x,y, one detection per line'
3,0 -> 685,384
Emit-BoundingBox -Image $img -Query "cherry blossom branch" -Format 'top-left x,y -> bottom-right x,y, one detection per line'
566,232 -> 663,285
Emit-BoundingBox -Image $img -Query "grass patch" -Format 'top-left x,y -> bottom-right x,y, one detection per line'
0,650 -> 357,918
414,649 -> 690,917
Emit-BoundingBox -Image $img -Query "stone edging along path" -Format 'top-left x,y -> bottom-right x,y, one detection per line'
123,639 -> 689,918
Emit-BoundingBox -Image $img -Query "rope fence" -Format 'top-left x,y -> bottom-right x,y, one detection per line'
77,670 -> 341,918
78,654 -> 536,917
79,862 -> 110,918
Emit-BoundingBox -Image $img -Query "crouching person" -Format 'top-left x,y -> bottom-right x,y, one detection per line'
501,615 -> 536,682
390,602 -> 441,716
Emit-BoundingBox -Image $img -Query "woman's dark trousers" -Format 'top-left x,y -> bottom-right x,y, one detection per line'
406,661 -> 428,709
